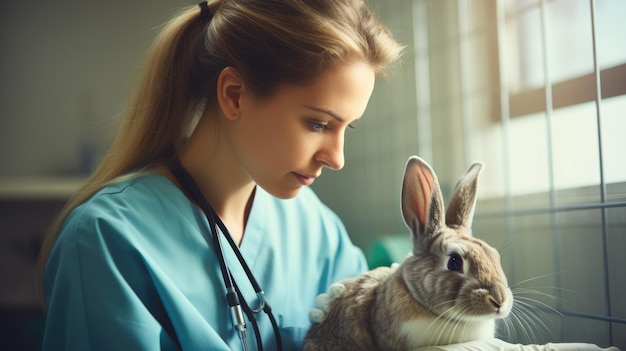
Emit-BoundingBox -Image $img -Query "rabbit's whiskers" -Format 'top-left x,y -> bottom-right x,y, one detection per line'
428,300 -> 467,340
494,286 -> 563,344
430,299 -> 456,314
510,273 -> 561,288
418,303 -> 492,346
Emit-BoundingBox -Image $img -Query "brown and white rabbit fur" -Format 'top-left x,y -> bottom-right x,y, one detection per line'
304,156 -> 513,351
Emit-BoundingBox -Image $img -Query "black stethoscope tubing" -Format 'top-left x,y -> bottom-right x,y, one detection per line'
168,157 -> 283,351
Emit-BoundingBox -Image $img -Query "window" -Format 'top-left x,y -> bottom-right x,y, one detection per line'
314,0 -> 626,347
503,0 -> 626,197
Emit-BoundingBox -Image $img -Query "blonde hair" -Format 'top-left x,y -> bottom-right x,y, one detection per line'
37,0 -> 403,302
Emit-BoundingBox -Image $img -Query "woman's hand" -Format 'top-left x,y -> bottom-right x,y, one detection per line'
308,281 -> 347,323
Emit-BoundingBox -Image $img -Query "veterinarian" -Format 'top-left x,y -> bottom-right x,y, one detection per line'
37,1 -> 621,351
37,0 -> 402,350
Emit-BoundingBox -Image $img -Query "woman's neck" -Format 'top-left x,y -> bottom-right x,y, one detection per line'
172,114 -> 256,245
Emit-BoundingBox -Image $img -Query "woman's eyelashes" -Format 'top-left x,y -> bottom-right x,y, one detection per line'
307,119 -> 356,133
308,119 -> 328,132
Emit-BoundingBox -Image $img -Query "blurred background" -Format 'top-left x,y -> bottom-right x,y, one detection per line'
1,0 -> 624,350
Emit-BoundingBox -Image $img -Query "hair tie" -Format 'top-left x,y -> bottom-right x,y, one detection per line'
198,1 -> 212,22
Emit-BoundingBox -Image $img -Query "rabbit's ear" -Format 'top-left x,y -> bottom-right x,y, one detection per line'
445,162 -> 483,230
401,156 -> 445,239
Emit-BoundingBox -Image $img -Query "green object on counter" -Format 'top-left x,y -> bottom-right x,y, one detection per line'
367,234 -> 411,269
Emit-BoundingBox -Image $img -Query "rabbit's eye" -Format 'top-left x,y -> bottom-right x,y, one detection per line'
447,253 -> 464,273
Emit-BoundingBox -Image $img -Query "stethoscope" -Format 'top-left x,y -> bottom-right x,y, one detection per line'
168,157 -> 283,351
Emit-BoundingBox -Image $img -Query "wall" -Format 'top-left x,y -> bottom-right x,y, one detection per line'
0,0 -> 197,178
0,2 -> 197,349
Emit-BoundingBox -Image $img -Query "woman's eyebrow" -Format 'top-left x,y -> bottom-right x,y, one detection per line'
304,105 -> 345,122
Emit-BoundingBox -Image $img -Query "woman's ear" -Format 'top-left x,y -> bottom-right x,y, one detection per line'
216,67 -> 244,120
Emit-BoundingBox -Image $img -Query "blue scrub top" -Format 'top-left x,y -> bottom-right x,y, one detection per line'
43,173 -> 368,350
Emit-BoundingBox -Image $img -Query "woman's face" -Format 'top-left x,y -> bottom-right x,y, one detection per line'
228,61 -> 376,199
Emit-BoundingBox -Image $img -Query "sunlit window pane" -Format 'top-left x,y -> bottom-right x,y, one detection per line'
596,0 -> 626,69
507,112 -> 551,195
506,0 -> 626,93
546,0 -> 594,83
551,102 -> 600,190
600,95 -> 626,185
506,6 -> 544,92
505,0 -> 538,11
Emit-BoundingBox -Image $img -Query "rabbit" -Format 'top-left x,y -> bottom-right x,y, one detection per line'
303,156 -> 513,351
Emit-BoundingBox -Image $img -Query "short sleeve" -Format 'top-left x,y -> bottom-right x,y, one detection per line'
43,208 -> 181,350
42,201 -> 231,351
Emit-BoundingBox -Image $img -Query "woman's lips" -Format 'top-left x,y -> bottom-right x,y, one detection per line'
294,173 -> 317,186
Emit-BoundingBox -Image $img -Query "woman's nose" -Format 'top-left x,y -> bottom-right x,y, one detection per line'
317,134 -> 345,170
